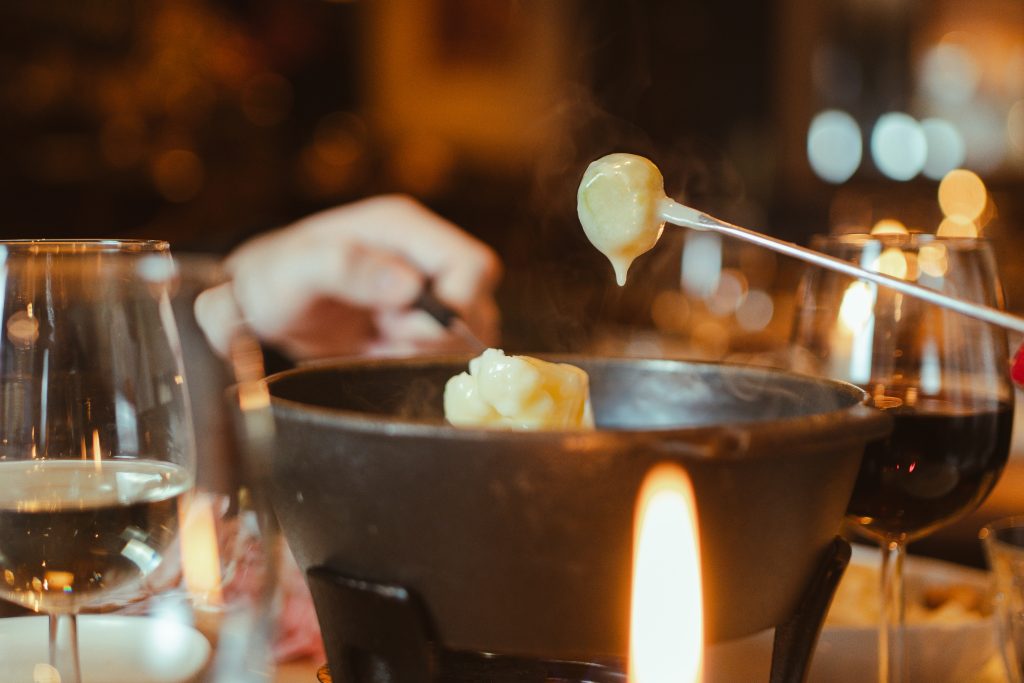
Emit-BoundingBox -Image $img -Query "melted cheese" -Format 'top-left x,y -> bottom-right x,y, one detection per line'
444,349 -> 594,430
577,153 -> 667,285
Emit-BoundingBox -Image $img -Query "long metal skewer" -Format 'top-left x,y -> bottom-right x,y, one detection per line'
659,198 -> 1024,335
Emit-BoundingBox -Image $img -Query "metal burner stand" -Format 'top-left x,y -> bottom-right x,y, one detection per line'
306,537 -> 851,683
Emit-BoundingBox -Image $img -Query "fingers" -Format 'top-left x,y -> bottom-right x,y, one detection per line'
194,282 -> 244,356
292,194 -> 502,337
227,226 -> 424,342
224,195 -> 502,359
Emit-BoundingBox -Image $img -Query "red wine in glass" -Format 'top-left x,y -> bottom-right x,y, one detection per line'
847,390 -> 1013,543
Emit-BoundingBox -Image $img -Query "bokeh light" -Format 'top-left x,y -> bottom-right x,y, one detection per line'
807,110 -> 862,183
870,247 -> 909,280
871,112 -> 927,181
706,269 -> 748,316
919,42 -> 979,105
300,111 -> 367,197
918,243 -> 949,278
936,216 -> 978,238
151,149 -> 205,202
871,219 -> 908,235
681,232 -> 722,299
691,320 -> 730,359
958,103 -> 1007,173
735,290 -> 774,332
938,168 -> 987,222
839,281 -> 875,333
920,118 -> 965,180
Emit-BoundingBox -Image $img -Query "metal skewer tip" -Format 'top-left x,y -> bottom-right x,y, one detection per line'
415,289 -> 487,352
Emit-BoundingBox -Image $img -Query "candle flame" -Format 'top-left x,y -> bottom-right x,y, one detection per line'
180,493 -> 223,605
629,464 -> 703,683
839,281 -> 875,333
92,429 -> 103,471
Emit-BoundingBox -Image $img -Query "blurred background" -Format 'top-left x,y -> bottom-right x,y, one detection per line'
1,0 -> 1022,356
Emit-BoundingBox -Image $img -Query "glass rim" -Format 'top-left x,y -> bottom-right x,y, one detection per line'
0,239 -> 170,254
810,233 -> 992,250
979,515 -> 1024,546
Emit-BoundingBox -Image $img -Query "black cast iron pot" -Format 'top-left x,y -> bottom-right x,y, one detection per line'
265,356 -> 890,662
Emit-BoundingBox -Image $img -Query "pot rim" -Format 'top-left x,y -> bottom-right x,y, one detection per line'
265,355 -> 893,452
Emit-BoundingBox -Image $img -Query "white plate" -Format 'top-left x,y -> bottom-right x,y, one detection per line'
0,615 -> 210,683
705,545 -> 998,683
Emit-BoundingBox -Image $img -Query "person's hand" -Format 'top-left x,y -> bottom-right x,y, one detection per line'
197,195 -> 501,360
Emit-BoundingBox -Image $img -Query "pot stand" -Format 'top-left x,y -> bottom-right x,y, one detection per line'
306,536 -> 851,683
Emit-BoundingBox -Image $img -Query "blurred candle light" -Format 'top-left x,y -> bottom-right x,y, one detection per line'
837,281 -> 876,384
870,219 -> 908,236
839,281 -> 875,333
871,247 -> 909,280
938,169 -> 987,223
629,464 -> 703,683
918,243 -> 949,278
936,216 -> 978,238
181,493 -> 223,606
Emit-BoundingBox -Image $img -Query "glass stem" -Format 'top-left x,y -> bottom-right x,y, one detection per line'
879,538 -> 907,683
49,613 -> 82,683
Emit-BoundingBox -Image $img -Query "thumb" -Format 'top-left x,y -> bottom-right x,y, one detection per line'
194,281 -> 245,357
328,246 -> 423,309
229,242 -> 424,340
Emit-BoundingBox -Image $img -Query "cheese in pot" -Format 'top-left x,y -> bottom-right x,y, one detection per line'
444,349 -> 594,429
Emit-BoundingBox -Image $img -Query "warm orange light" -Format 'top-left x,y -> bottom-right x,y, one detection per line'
629,464 -> 703,683
918,243 -> 949,277
91,429 -> 105,472
180,493 -> 223,605
870,219 -> 908,235
936,215 -> 978,238
870,247 -> 908,280
938,169 -> 987,223
839,281 -> 875,333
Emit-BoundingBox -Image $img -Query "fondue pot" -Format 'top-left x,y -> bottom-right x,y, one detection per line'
265,356 -> 890,667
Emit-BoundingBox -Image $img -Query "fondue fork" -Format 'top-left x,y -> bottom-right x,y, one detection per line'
579,153 -> 1024,337
259,288 -> 486,373
658,199 -> 1024,336
415,288 -> 487,352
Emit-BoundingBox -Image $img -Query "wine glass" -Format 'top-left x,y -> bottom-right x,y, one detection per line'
83,253 -> 281,683
0,240 -> 194,682
791,233 -> 1014,683
151,252 -> 281,683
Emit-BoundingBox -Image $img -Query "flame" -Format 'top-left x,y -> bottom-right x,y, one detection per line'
839,281 -> 875,332
180,493 -> 223,605
92,429 -> 103,471
629,464 -> 703,683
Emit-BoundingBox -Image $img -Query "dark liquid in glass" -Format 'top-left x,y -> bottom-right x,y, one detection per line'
847,394 -> 1013,542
